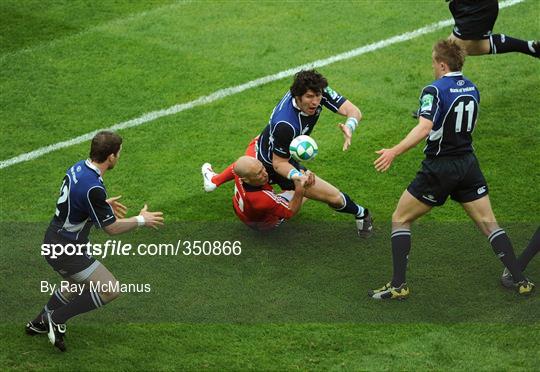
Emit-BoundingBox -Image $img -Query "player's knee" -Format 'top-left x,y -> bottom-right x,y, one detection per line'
392,210 -> 413,225
327,193 -> 344,209
98,281 -> 121,303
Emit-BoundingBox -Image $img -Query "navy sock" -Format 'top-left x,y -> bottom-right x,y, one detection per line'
490,34 -> 538,57
32,288 -> 70,324
488,229 -> 525,282
517,227 -> 540,271
51,290 -> 103,324
391,228 -> 411,287
334,192 -> 365,218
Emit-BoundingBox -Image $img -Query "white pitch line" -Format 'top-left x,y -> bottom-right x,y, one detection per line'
0,0 -> 525,170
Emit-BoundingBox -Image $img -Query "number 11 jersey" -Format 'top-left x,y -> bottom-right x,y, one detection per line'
418,71 -> 480,157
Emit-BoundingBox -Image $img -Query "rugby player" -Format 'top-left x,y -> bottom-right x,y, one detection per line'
231,155 -> 309,231
447,0 -> 539,57
413,0 -> 539,118
202,69 -> 373,237
26,131 -> 164,351
369,40 -> 534,300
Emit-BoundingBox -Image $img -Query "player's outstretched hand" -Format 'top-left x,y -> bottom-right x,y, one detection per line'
106,195 -> 127,219
374,148 -> 397,172
139,204 -> 164,229
338,123 -> 353,151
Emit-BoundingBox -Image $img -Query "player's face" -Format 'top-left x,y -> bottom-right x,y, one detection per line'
246,163 -> 268,186
295,89 -> 322,116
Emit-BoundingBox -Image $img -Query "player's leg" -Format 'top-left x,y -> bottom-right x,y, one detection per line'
449,0 -> 539,58
369,190 -> 432,300
448,34 -> 491,55
45,261 -> 120,351
202,162 -> 234,192
449,24 -> 539,58
518,227 -> 540,271
50,263 -> 120,325
26,285 -> 76,336
501,227 -> 540,287
488,35 -> 539,58
390,190 -> 432,286
27,231 -> 86,337
301,174 -> 372,236
460,196 -> 534,294
202,137 -> 258,192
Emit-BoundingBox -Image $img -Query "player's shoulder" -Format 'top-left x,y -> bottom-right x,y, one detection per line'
272,95 -> 298,121
68,160 -> 105,192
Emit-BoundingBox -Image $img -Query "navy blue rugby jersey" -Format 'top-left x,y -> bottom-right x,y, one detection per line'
418,71 -> 480,157
48,160 -> 116,243
257,87 -> 346,167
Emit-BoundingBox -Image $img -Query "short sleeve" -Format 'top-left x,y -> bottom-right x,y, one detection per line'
87,187 -> 116,228
272,122 -> 295,158
321,86 -> 346,112
418,85 -> 440,127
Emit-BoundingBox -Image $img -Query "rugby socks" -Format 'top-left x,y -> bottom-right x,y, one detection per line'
517,227 -> 540,271
390,228 -> 411,287
488,229 -> 526,282
489,34 -> 539,57
335,192 -> 366,218
51,290 -> 103,324
32,288 -> 70,324
211,163 -> 235,186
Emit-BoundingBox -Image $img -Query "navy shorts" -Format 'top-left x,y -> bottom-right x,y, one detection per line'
43,227 -> 99,281
407,153 -> 488,207
449,0 -> 499,40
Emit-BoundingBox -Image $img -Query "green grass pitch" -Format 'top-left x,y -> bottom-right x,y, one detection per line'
1,0 -> 539,370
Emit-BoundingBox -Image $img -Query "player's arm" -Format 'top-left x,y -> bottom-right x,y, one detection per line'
337,100 -> 362,151
286,180 -> 307,217
87,187 -> 163,235
374,117 -> 433,172
271,123 -> 312,186
337,100 -> 361,151
322,87 -> 361,151
272,154 -> 314,187
103,204 -> 164,235
263,181 -> 306,220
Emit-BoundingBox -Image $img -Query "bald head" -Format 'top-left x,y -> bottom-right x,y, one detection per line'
234,156 -> 260,177
234,156 -> 268,186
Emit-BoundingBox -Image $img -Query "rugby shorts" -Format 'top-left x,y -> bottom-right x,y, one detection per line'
407,152 -> 489,207
43,227 -> 100,282
450,0 -> 499,40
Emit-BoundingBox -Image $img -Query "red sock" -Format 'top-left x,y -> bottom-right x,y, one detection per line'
211,163 -> 235,186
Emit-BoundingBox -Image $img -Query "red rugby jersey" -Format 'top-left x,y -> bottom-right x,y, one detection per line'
233,176 -> 293,230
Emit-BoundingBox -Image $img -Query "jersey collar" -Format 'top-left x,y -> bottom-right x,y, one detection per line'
85,159 -> 102,176
243,181 -> 264,192
443,71 -> 463,77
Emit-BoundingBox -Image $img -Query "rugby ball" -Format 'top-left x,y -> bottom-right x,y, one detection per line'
289,135 -> 318,162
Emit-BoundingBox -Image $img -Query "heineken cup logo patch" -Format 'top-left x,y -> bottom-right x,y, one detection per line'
324,86 -> 339,100
421,94 -> 434,111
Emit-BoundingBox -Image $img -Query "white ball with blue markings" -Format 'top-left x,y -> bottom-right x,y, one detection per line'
289,135 -> 318,162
